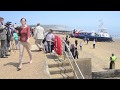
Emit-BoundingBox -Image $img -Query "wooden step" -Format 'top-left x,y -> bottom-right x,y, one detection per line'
47,60 -> 59,68
50,72 -> 74,79
47,60 -> 70,68
49,66 -> 72,75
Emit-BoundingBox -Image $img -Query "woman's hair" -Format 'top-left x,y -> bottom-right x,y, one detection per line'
20,18 -> 26,22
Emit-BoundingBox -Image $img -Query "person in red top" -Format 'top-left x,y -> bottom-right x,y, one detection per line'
17,18 -> 32,71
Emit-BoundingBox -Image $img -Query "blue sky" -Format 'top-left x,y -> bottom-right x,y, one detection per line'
0,11 -> 120,34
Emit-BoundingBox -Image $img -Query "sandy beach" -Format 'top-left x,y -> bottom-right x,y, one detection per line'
0,37 -> 49,79
60,35 -> 120,72
0,34 -> 120,78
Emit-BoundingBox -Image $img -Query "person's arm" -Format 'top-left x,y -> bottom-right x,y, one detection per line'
52,34 -> 55,41
27,26 -> 30,42
0,24 -> 5,30
43,28 -> 45,36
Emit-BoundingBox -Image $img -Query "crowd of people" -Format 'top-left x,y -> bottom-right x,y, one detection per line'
0,17 -> 55,71
0,16 -> 118,71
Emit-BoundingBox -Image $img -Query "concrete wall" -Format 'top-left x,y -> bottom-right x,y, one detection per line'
92,69 -> 120,79
72,58 -> 92,79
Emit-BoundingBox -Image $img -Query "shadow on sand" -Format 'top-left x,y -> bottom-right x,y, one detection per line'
4,62 -> 29,68
31,50 -> 39,52
46,54 -> 58,59
103,68 -> 110,70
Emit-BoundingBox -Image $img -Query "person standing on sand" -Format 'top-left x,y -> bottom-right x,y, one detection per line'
109,53 -> 117,69
75,40 -> 78,46
45,29 -> 55,53
87,38 -> 89,44
93,39 -> 96,49
34,23 -> 45,51
17,18 -> 32,71
74,47 -> 79,59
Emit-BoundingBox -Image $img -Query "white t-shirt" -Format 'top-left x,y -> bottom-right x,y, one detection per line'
80,42 -> 82,46
93,40 -> 96,44
34,26 -> 45,39
45,32 -> 54,42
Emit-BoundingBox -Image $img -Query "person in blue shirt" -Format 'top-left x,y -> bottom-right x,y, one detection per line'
13,30 -> 19,50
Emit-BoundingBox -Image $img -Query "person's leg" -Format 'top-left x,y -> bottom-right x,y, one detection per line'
77,54 -> 78,59
25,42 -> 32,64
109,61 -> 112,69
113,62 -> 115,69
7,38 -> 10,52
45,45 -> 48,53
80,46 -> 82,50
18,42 -> 24,69
51,42 -> 54,52
112,61 -> 115,69
74,54 -> 76,59
16,40 -> 19,50
39,39 -> 43,50
1,40 -> 6,57
47,41 -> 50,53
35,39 -> 40,50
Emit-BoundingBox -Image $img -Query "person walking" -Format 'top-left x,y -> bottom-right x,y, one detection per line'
17,18 -> 32,71
93,39 -> 96,49
34,23 -> 45,51
109,53 -> 117,69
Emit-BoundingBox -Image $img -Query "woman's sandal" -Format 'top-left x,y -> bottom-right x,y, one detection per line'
17,67 -> 22,71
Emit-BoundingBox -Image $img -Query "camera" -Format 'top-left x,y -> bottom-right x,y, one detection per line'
4,21 -> 12,27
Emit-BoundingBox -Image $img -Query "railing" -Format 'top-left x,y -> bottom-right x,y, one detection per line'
62,38 -> 85,79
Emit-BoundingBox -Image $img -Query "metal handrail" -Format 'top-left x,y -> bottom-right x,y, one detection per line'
62,39 -> 85,79
63,50 -> 79,79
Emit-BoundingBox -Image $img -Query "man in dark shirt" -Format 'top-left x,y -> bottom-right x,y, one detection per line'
74,47 -> 79,59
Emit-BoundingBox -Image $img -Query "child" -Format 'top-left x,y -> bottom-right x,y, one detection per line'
13,30 -> 19,50
75,40 -> 78,46
74,47 -> 79,59
80,41 -> 82,50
